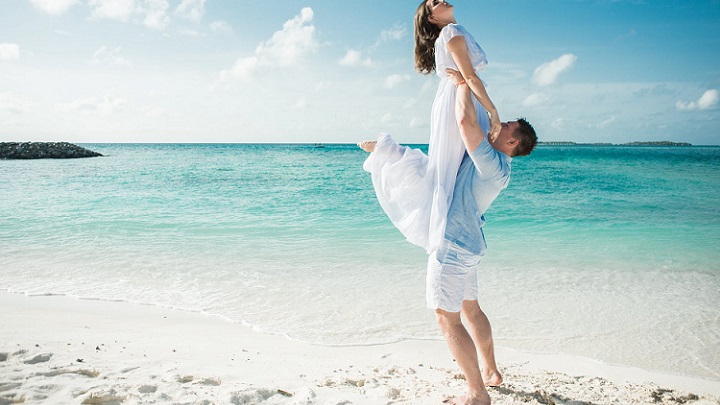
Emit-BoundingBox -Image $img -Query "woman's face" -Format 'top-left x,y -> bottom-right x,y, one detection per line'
426,0 -> 454,23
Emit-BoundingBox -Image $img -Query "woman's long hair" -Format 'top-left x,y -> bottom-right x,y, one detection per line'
414,1 -> 442,75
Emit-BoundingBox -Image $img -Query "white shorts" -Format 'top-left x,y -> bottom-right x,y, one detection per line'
426,240 -> 483,313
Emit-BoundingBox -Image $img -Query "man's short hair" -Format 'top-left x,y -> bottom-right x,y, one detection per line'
512,118 -> 538,157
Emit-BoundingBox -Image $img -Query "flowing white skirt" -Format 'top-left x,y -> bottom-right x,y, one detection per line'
363,78 -> 486,253
362,133 -> 434,250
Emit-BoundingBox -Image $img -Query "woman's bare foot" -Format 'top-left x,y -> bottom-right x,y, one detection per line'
482,370 -> 503,387
357,140 -> 376,153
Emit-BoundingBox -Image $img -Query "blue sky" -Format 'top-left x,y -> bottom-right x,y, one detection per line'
1,0 -> 719,144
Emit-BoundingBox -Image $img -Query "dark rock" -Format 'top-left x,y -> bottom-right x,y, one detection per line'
539,140 -> 693,147
0,142 -> 103,159
623,141 -> 693,146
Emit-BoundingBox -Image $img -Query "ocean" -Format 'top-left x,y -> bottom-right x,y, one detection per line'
1,143 -> 718,380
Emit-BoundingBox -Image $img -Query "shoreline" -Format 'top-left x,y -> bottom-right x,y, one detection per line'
2,291 -> 719,404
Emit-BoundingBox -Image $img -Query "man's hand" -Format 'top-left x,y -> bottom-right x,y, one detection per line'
446,68 -> 464,86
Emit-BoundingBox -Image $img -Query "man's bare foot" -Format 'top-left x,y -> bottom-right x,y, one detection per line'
482,370 -> 503,387
357,140 -> 376,153
442,392 -> 490,405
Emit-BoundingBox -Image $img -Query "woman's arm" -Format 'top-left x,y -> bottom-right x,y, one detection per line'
446,35 -> 501,140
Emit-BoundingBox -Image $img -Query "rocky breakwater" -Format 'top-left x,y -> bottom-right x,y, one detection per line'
0,142 -> 103,159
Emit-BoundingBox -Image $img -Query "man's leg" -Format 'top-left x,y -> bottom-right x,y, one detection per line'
462,300 -> 503,386
436,309 -> 491,405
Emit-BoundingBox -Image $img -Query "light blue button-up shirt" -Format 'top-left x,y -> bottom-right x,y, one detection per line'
443,137 -> 512,255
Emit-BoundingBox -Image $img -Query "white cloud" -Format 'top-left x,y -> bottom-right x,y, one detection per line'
339,50 -> 361,66
404,97 -> 418,109
0,43 -> 20,62
174,0 -> 205,22
409,116 -> 424,128
500,81 -> 720,144
257,7 -> 317,66
220,56 -> 258,81
87,0 -> 170,29
220,8 -> 318,81
698,89 -> 719,109
57,94 -> 126,115
596,116 -> 616,129
551,117 -> 569,130
210,20 -> 232,33
379,24 -> 406,42
380,113 -> 397,124
339,50 -> 373,67
339,49 -> 362,66
88,0 -> 136,22
522,92 -> 550,107
385,74 -> 410,89
91,46 -> 131,66
675,100 -> 695,111
676,89 -> 719,111
140,0 -> 170,29
28,0 -> 80,14
533,53 -> 577,86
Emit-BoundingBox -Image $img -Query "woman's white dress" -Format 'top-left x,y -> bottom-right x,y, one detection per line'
363,24 -> 489,253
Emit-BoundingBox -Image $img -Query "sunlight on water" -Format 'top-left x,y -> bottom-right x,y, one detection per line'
1,143 -> 719,380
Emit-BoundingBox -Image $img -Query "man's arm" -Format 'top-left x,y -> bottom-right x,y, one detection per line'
447,36 -> 501,140
447,68 -> 485,153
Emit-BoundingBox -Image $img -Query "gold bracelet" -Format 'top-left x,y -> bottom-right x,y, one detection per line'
455,80 -> 466,87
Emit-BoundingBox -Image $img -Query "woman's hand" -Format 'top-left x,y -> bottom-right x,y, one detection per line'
488,112 -> 501,142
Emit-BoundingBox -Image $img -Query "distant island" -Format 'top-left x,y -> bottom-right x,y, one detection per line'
0,142 -> 103,159
538,141 -> 692,146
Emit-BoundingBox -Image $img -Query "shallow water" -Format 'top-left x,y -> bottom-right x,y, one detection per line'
1,143 -> 718,380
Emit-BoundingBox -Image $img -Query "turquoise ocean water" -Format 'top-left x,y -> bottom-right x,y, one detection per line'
1,143 -> 719,380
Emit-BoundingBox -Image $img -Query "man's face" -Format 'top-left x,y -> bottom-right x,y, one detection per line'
489,121 -> 520,155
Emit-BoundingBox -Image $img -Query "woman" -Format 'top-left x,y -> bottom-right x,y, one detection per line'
361,0 -> 500,254
418,0 -> 501,253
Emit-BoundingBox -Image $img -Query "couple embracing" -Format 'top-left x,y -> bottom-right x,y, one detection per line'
359,1 -> 538,404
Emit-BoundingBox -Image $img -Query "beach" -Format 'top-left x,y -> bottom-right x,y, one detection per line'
3,0 -> 720,402
2,291 -> 719,404
2,144 -> 719,404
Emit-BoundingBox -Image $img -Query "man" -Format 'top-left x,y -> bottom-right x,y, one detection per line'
358,69 -> 537,405
428,68 -> 536,405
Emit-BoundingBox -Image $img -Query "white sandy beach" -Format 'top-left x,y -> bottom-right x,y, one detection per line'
1,291 -> 719,405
